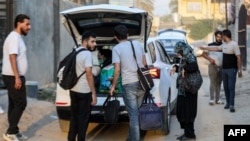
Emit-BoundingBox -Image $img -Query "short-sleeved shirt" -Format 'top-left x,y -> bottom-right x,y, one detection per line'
207,42 -> 223,66
218,41 -> 240,69
112,40 -> 145,85
70,47 -> 93,93
2,31 -> 28,76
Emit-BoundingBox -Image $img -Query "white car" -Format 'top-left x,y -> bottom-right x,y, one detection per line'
55,4 -> 177,135
157,29 -> 202,57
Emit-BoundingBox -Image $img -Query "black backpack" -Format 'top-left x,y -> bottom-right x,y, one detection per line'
57,48 -> 87,90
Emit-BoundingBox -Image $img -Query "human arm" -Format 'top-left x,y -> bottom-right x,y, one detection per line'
236,55 -> 242,78
86,67 -> 97,105
9,54 -> 22,90
200,46 -> 221,51
110,63 -> 120,96
202,51 -> 215,65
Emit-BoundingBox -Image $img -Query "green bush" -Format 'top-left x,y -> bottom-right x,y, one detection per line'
187,19 -> 214,40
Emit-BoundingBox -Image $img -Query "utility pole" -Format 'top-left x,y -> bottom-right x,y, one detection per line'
225,0 -> 228,29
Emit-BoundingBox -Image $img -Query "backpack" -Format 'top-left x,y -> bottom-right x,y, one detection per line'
57,48 -> 87,90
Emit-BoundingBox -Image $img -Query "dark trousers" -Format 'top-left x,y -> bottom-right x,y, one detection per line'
180,122 -> 195,137
2,75 -> 27,134
222,68 -> 237,107
68,91 -> 92,141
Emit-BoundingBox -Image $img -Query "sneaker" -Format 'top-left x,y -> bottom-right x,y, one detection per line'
0,106 -> 4,114
3,133 -> 20,141
209,100 -> 214,105
224,105 -> 229,109
16,133 -> 28,140
230,107 -> 235,113
215,100 -> 224,104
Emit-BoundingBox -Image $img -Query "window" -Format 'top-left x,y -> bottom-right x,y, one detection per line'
187,2 -> 202,12
147,42 -> 157,63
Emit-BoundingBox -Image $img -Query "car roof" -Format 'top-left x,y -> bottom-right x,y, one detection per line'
158,29 -> 186,36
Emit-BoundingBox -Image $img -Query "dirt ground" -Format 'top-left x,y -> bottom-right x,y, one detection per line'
0,57 -> 250,141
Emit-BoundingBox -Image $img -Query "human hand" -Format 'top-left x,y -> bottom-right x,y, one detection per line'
209,58 -> 215,64
91,92 -> 97,105
15,77 -> 22,90
238,71 -> 243,78
109,85 -> 115,96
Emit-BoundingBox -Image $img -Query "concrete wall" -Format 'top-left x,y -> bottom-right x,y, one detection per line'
14,0 -> 79,88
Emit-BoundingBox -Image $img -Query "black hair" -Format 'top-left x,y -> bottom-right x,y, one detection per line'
14,14 -> 30,28
99,49 -> 112,58
222,29 -> 231,39
82,31 -> 97,42
214,30 -> 222,37
114,25 -> 128,40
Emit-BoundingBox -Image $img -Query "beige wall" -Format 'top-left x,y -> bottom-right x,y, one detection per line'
178,0 -> 226,20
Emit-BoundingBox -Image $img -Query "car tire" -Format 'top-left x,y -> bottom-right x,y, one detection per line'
58,119 -> 70,132
161,92 -> 171,135
171,103 -> 177,115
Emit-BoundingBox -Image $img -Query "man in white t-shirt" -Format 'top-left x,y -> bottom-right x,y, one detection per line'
110,25 -> 146,141
68,31 -> 97,141
202,31 -> 223,105
1,14 -> 31,141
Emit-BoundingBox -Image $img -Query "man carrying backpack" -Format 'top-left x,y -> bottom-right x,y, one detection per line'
67,31 -> 97,141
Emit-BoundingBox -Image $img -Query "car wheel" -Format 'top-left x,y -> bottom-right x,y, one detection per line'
58,119 -> 70,132
161,92 -> 171,135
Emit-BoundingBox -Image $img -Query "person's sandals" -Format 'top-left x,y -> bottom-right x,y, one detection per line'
215,100 -> 224,104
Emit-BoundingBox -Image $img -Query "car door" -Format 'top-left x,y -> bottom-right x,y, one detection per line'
147,40 -> 178,106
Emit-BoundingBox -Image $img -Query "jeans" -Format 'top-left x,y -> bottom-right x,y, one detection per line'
2,75 -> 27,134
208,64 -> 222,102
68,91 -> 92,141
122,81 -> 145,141
222,68 -> 237,107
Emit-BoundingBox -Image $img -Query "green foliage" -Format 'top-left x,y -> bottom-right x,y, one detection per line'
160,14 -> 173,23
187,19 -> 214,40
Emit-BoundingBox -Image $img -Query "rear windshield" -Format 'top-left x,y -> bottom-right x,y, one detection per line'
68,12 -> 142,37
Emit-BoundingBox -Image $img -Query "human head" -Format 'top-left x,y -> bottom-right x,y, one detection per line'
114,25 -> 128,41
98,49 -> 112,62
14,14 -> 31,36
214,30 -> 222,43
81,31 -> 97,51
222,29 -> 232,42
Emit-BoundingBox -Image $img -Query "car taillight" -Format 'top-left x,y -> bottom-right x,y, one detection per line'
149,67 -> 160,78
55,102 -> 68,106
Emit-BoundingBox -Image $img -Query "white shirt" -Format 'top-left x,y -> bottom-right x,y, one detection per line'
112,40 -> 145,85
70,47 -> 93,93
2,31 -> 28,76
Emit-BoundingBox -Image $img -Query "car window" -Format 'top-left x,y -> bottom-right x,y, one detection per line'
147,42 -> 157,63
160,39 -> 185,49
155,41 -> 170,64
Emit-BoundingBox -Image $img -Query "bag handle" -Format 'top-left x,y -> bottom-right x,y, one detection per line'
142,92 -> 155,104
103,94 -> 118,109
129,40 -> 140,69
